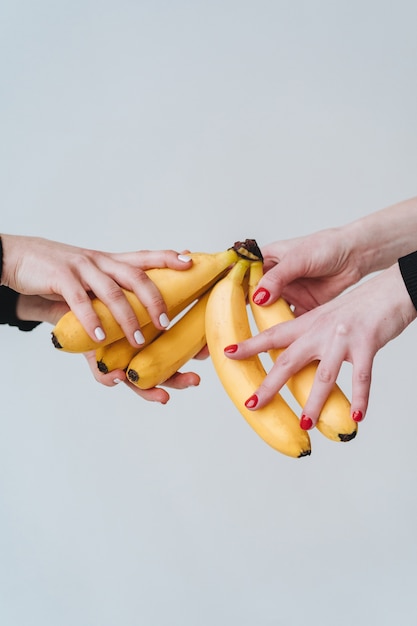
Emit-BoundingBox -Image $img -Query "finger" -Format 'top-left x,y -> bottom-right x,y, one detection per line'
242,338 -> 316,410
64,264 -> 161,348
193,345 -> 209,360
61,276 -> 112,344
223,319 -> 302,360
298,356 -> 345,429
96,254 -> 193,339
280,280 -> 323,313
123,379 -> 171,403
160,371 -> 201,389
123,370 -> 200,400
63,251 -> 193,345
108,249 -> 193,271
350,355 -> 373,423
254,253 -> 313,305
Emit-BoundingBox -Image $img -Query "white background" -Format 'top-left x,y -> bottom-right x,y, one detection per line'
1,1 -> 417,624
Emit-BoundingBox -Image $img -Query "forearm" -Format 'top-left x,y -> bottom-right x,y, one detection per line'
345,196 -> 417,276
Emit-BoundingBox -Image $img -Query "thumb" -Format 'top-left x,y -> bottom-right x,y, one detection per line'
255,254 -> 311,304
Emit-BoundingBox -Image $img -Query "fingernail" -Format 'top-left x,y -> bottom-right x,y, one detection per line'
134,329 -> 146,345
113,378 -> 122,384
224,344 -> 238,354
159,313 -> 170,328
300,414 -> 313,430
352,410 -> 363,422
245,394 -> 258,409
94,326 -> 106,341
178,254 -> 192,263
252,287 -> 271,305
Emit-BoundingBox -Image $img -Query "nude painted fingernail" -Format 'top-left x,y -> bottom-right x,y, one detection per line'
159,313 -> 170,328
352,410 -> 363,422
300,414 -> 313,430
252,287 -> 271,305
245,394 -> 259,409
94,327 -> 106,341
134,329 -> 146,345
178,254 -> 192,262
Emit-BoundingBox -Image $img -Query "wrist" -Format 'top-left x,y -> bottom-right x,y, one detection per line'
387,263 -> 417,329
344,218 -> 390,278
346,197 -> 417,276
335,220 -> 375,280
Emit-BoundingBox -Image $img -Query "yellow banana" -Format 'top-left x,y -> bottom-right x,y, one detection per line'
96,323 -> 161,374
51,247 -> 238,353
248,260 -> 357,442
205,258 -> 311,458
95,296 -> 196,374
126,291 -> 210,389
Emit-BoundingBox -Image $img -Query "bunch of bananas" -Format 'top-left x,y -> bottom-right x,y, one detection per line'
51,240 -> 357,458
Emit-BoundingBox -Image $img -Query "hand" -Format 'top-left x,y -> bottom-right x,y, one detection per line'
225,263 -> 417,428
253,227 -> 363,316
254,197 -> 417,316
1,234 -> 192,346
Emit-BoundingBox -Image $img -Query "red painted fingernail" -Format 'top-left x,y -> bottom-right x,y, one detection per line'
245,394 -> 259,409
352,410 -> 363,422
252,287 -> 271,305
300,414 -> 313,430
224,344 -> 238,354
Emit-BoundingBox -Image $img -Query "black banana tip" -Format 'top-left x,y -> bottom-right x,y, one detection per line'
338,430 -> 357,442
51,333 -> 63,349
97,361 -> 109,374
298,449 -> 312,458
127,369 -> 139,383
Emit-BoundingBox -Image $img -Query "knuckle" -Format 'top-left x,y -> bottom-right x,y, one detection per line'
132,269 -> 150,285
317,365 -> 334,384
335,322 -> 349,337
356,369 -> 371,384
104,284 -> 127,305
263,325 -> 281,344
70,289 -> 91,307
277,350 -> 290,367
70,254 -> 92,273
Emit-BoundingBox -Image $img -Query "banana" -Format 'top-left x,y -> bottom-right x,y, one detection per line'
95,296 -> 197,374
96,324 -> 161,374
248,260 -> 357,442
51,247 -> 238,353
205,258 -> 311,458
126,291 -> 210,389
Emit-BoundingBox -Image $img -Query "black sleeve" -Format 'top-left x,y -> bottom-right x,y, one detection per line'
0,236 -> 42,331
398,250 -> 417,312
0,286 -> 42,331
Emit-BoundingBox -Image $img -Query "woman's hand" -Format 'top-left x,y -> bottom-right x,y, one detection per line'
253,196 -> 417,316
225,263 -> 417,428
1,234 -> 192,347
253,227 -> 363,316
